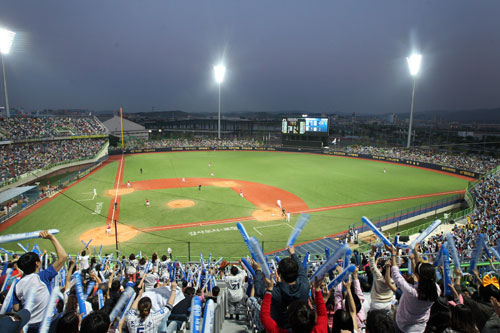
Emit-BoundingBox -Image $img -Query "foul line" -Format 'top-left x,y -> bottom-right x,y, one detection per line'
293,189 -> 466,214
253,223 -> 294,236
109,154 -> 124,224
140,189 -> 465,232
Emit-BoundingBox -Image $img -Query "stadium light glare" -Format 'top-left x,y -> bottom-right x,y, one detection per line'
213,63 -> 226,139
0,27 -> 15,118
406,53 -> 422,148
213,64 -> 226,84
407,54 -> 422,76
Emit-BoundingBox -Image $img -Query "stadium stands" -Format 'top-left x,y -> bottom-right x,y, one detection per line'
110,137 -> 271,151
0,116 -> 107,185
343,145 -> 499,174
0,116 -> 106,141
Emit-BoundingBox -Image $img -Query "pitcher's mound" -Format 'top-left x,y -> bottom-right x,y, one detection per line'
252,207 -> 283,221
168,200 -> 195,208
106,188 -> 134,196
79,224 -> 138,246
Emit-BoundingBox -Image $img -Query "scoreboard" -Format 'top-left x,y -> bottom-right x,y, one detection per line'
281,117 -> 329,135
281,117 -> 329,148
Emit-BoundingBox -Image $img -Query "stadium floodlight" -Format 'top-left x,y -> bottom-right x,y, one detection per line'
407,54 -> 422,76
213,64 -> 226,84
0,27 -> 15,118
406,53 -> 422,148
0,28 -> 15,55
213,64 -> 226,139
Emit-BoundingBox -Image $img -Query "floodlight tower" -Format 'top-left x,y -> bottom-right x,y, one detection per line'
0,27 -> 15,118
213,64 -> 226,140
406,53 -> 422,148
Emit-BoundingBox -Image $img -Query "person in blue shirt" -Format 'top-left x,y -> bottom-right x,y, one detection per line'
13,230 -> 68,333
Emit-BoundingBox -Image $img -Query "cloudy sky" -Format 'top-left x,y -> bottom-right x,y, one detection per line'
1,1 -> 499,114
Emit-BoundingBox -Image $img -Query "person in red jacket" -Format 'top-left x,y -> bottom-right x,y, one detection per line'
260,273 -> 328,333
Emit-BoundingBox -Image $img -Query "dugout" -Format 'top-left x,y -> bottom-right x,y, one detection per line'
0,186 -> 39,223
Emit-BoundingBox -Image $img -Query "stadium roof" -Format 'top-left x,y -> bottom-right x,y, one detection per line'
0,186 -> 37,203
102,115 -> 145,133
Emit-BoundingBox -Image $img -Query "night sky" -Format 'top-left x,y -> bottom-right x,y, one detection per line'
1,1 -> 499,114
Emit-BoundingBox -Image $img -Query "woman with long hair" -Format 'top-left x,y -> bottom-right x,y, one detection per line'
390,245 -> 440,332
125,281 -> 178,333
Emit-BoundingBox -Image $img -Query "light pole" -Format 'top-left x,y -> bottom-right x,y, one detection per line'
0,27 -> 15,118
213,64 -> 226,140
406,53 -> 422,148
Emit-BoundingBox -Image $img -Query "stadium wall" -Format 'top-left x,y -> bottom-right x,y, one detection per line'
109,145 -> 481,179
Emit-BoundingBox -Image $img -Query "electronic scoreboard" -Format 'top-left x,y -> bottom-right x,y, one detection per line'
281,117 -> 329,148
281,117 -> 328,135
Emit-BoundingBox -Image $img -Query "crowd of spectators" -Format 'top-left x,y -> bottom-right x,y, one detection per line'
0,116 -> 106,141
342,146 -> 499,174
0,139 -> 106,181
2,224 -> 500,332
112,137 -> 273,151
420,170 -> 500,264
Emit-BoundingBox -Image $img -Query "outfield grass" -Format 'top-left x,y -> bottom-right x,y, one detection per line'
0,151 -> 469,258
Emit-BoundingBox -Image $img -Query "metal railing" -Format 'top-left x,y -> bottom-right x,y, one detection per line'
354,194 -> 463,234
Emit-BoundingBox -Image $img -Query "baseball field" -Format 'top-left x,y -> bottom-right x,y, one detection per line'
0,151 -> 471,259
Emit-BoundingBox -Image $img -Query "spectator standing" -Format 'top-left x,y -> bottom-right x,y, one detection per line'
13,231 -> 68,332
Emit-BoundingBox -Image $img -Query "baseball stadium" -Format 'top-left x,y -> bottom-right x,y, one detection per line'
1,111 -> 499,332
2,2 -> 500,332
0,117 -> 477,258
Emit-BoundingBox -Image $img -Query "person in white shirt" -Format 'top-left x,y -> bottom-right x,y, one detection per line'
13,231 -> 68,331
126,282 -> 178,333
79,250 -> 90,271
224,265 -> 246,320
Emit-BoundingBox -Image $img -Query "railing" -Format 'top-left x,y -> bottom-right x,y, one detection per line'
355,194 -> 463,233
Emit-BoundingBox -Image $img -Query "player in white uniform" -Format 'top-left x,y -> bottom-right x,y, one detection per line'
182,177 -> 186,183
277,199 -> 282,209
126,282 -> 178,333
127,181 -> 131,188
240,190 -> 244,198
286,212 -> 291,222
93,188 -> 97,197
146,198 -> 151,208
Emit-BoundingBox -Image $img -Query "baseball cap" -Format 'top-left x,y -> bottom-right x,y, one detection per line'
0,309 -> 31,333
144,274 -> 158,291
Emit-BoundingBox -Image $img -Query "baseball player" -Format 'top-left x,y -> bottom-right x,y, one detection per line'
145,198 -> 151,207
277,199 -> 282,209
